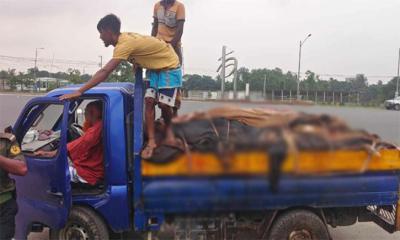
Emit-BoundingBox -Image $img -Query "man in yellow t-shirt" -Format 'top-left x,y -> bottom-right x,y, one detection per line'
60,14 -> 183,159
152,0 -> 185,64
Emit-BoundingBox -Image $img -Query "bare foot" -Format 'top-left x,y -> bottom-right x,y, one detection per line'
141,142 -> 157,159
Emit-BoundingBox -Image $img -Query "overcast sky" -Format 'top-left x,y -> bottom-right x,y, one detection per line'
0,0 -> 399,83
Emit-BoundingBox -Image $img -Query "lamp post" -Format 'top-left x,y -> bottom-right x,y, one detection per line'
99,55 -> 103,69
396,48 -> 400,98
34,47 -> 44,92
296,33 -> 312,100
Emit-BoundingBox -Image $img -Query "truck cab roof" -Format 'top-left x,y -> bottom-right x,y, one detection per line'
46,82 -> 135,98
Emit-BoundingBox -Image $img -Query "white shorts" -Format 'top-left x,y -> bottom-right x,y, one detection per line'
145,87 -> 181,108
68,157 -> 87,183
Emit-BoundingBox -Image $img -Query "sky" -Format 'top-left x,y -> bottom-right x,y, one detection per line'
0,0 -> 399,83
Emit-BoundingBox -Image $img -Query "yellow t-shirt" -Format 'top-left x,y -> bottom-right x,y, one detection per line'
154,1 -> 185,43
112,32 -> 180,70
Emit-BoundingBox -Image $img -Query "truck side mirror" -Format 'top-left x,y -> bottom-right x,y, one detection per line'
75,108 -> 85,125
4,125 -> 13,134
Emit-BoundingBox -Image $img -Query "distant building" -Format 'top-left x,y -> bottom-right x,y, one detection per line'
1,77 -> 70,92
0,78 -> 10,90
32,77 -> 70,92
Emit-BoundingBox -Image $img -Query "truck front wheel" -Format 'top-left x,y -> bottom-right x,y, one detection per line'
268,209 -> 330,240
50,206 -> 109,240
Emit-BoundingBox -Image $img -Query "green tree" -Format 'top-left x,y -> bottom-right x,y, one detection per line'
301,70 -> 318,91
67,68 -> 83,84
7,69 -> 18,90
81,74 -> 92,82
107,61 -> 134,82
53,71 -> 69,80
183,74 -> 219,90
21,72 -> 34,90
0,70 -> 9,90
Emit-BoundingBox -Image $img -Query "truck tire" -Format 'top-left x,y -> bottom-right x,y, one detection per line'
268,209 -> 329,240
50,206 -> 109,240
395,104 -> 400,111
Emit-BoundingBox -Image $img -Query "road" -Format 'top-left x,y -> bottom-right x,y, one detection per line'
0,93 -> 399,239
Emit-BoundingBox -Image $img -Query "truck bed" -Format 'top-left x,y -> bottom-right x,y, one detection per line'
142,172 -> 399,214
141,142 -> 400,213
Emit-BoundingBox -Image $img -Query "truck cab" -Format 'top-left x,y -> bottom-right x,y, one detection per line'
12,82 -> 135,239
11,71 -> 400,239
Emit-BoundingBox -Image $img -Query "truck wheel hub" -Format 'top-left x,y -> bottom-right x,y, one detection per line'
289,229 -> 312,240
65,224 -> 89,240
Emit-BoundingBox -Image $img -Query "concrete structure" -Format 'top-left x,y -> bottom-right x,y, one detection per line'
186,89 -> 360,105
0,78 -> 11,90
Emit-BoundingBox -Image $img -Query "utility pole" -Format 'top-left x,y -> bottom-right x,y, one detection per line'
99,55 -> 103,69
34,47 -> 44,92
50,53 -> 55,89
297,40 -> 302,100
181,46 -> 185,75
50,53 -> 55,77
263,74 -> 267,99
297,33 -> 312,100
396,48 -> 400,98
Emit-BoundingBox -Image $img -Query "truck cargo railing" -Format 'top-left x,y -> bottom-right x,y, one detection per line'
133,68 -> 146,230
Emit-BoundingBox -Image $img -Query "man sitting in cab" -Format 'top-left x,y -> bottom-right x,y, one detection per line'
35,101 -> 104,185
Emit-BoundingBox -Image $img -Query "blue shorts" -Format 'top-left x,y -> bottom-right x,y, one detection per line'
148,67 -> 182,89
145,67 -> 182,108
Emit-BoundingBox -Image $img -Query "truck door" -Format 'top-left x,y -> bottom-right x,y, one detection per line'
12,97 -> 71,238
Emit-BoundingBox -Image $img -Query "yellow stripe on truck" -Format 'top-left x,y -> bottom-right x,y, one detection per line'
142,149 -> 400,177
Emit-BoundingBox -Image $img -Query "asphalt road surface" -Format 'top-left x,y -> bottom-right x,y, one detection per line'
0,93 -> 399,239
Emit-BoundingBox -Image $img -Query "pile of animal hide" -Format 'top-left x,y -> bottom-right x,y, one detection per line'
146,106 -> 398,189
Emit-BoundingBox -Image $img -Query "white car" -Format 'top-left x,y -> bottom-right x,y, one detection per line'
384,96 -> 400,110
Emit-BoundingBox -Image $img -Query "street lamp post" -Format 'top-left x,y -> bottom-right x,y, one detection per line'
396,48 -> 400,98
296,33 -> 312,100
99,55 -> 103,69
34,47 -> 44,92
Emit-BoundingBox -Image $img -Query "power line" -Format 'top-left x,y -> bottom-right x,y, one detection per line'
0,54 -> 100,74
0,55 -> 98,66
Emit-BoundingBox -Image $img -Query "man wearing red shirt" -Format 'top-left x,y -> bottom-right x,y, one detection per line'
35,101 -> 104,185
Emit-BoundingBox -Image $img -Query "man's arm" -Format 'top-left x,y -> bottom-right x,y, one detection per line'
170,20 -> 184,48
59,59 -> 122,100
0,155 -> 27,176
151,3 -> 159,37
170,2 -> 185,48
151,17 -> 158,37
34,150 -> 57,158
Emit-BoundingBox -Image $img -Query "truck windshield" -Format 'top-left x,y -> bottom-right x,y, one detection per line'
21,104 -> 63,152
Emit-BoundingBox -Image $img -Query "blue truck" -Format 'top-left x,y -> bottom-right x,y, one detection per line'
10,70 -> 400,239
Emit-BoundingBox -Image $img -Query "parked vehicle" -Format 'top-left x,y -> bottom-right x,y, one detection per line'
384,96 -> 400,110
